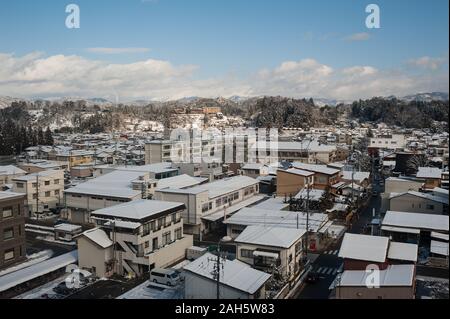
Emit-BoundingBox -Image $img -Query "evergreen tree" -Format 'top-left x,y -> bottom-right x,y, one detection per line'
44,127 -> 54,145
37,127 -> 45,145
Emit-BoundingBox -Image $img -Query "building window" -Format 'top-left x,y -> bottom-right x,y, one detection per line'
32,182 -> 37,188
4,249 -> 14,261
175,227 -> 182,240
143,223 -> 150,236
45,191 -> 51,197
149,220 -> 156,232
45,181 -> 50,186
162,231 -> 171,246
2,207 -> 13,218
426,204 -> 435,210
240,249 -> 254,258
16,182 -> 24,188
33,193 -> 38,199
202,203 -> 210,213
54,179 -> 60,185
152,237 -> 158,251
145,241 -> 150,249
4,227 -> 14,240
157,217 -> 164,229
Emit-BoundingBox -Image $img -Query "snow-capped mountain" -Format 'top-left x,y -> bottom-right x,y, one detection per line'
401,92 -> 449,102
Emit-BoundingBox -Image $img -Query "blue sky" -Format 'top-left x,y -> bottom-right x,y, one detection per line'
0,0 -> 448,100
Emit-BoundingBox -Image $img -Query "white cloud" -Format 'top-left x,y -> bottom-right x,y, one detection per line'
86,47 -> 151,54
0,52 -> 447,102
344,32 -> 371,41
407,56 -> 447,71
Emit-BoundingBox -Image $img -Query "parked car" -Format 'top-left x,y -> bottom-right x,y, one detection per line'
150,268 -> 181,286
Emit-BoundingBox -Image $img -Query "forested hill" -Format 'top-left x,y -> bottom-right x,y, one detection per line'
350,98 -> 449,128
0,96 -> 448,135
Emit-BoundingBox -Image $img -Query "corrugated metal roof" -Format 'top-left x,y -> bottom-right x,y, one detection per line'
338,233 -> 389,263
183,253 -> 271,294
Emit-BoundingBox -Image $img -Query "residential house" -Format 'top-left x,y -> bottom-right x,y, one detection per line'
183,253 -> 271,299
12,170 -> 64,215
292,163 -> 341,191
335,264 -> 416,299
276,168 -> 314,197
389,191 -> 449,215
79,199 -> 193,277
416,167 -> 443,190
235,226 -> 306,283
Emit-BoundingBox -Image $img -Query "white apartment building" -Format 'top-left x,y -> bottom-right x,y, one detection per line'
154,176 -> 263,239
12,170 -> 64,215
63,170 -> 145,224
78,199 -> 193,278
370,134 -> 406,150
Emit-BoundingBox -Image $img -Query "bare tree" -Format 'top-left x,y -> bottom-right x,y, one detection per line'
407,154 -> 430,173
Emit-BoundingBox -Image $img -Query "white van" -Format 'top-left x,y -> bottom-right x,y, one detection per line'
149,268 -> 180,286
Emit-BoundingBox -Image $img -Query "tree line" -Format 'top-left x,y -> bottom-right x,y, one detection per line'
0,120 -> 54,156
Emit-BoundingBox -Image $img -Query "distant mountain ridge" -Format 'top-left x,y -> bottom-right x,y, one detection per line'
1,92 -> 448,109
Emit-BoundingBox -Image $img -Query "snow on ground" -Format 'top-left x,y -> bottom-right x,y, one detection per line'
117,281 -> 183,299
0,249 -> 53,277
14,275 -> 67,299
416,276 -> 449,299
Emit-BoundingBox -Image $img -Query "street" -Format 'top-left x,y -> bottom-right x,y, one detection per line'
296,178 -> 383,299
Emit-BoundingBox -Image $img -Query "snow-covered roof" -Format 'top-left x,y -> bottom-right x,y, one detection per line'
201,195 -> 265,222
0,191 -> 25,200
338,233 -> 389,263
155,174 -> 203,190
382,211 -> 449,232
0,165 -> 26,175
183,253 -> 271,294
292,163 -> 340,176
225,207 -> 328,232
242,163 -> 265,170
342,171 -> 370,183
235,226 -> 306,249
416,167 -> 442,179
91,199 -> 185,222
80,228 -> 113,248
380,225 -> 420,235
12,169 -> 63,181
65,169 -> 142,198
281,168 -> 314,177
252,197 -> 290,211
337,265 -> 415,287
54,223 -> 82,232
430,240 -> 449,257
431,232 -> 449,241
390,191 -> 449,205
0,250 -> 78,293
387,242 -> 418,262
159,176 -> 259,199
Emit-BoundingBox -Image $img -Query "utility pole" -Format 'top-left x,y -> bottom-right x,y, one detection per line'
35,174 -> 39,220
216,244 -> 221,300
305,183 -> 310,254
